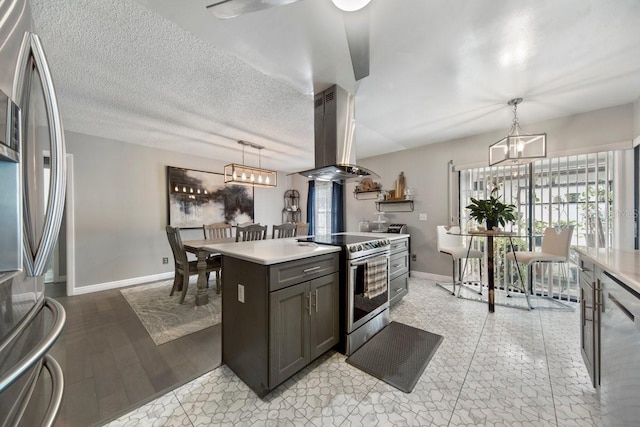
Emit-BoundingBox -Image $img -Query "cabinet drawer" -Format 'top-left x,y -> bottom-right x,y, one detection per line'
390,273 -> 408,305
390,251 -> 409,278
390,238 -> 409,254
269,253 -> 339,292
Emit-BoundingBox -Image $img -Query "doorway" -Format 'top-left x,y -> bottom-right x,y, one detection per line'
44,153 -> 74,297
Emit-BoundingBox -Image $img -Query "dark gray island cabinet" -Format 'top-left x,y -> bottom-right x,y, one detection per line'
221,251 -> 340,397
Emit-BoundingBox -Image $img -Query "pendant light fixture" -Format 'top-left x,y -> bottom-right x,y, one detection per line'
331,0 -> 371,12
489,98 -> 546,166
224,140 -> 277,188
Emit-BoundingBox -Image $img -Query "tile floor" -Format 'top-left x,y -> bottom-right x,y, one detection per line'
104,278 -> 601,426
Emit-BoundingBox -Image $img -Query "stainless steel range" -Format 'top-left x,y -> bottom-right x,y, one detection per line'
298,234 -> 391,355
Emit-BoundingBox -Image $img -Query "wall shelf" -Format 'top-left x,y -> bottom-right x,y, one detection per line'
375,200 -> 414,212
283,189 -> 301,223
353,190 -> 381,200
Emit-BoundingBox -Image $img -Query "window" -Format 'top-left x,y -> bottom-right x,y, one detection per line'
314,181 -> 332,235
458,151 -> 619,302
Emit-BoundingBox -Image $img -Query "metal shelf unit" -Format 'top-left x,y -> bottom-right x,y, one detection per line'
375,200 -> 414,212
353,190 -> 381,200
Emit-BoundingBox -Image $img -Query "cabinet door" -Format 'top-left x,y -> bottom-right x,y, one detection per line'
269,282 -> 310,387
309,273 -> 339,360
580,279 -> 596,387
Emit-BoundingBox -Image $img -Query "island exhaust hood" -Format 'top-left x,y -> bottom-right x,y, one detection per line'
298,85 -> 378,181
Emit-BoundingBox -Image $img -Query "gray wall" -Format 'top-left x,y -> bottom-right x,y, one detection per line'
634,96 -> 640,141
295,103 -> 636,276
66,131 -> 290,289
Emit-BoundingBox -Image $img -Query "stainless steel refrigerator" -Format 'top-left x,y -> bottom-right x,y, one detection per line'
0,0 -> 67,425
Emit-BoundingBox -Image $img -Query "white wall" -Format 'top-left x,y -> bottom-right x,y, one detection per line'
288,104 -> 636,277
66,131 -> 289,289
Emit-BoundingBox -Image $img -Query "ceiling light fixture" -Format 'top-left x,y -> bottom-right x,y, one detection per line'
489,98 -> 546,167
224,140 -> 277,188
331,0 -> 371,12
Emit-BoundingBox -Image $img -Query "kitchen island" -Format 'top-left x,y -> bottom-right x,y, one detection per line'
574,246 -> 640,426
202,238 -> 341,397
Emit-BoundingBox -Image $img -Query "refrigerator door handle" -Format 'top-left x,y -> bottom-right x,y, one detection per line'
9,355 -> 64,427
40,354 -> 64,427
14,32 -> 66,277
0,298 -> 65,392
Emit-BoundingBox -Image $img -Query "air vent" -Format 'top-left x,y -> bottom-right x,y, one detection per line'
314,97 -> 323,108
9,101 -> 20,152
324,90 -> 335,103
0,90 -> 20,163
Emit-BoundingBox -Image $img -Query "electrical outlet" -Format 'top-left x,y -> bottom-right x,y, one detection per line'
162,257 -> 169,264
419,213 -> 428,221
238,284 -> 245,303
411,254 -> 417,262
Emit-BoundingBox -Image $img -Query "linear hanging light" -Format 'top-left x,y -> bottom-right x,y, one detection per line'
224,140 -> 277,188
489,98 -> 546,166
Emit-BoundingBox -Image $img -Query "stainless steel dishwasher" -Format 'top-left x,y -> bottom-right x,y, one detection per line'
600,271 -> 640,426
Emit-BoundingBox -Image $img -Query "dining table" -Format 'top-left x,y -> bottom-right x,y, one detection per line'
183,237 -> 235,306
448,229 -> 531,312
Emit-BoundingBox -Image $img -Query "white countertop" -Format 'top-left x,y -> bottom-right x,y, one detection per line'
573,246 -> 640,293
202,238 -> 341,265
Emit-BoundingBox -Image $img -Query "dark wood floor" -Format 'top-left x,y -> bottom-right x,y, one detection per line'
49,284 -> 221,427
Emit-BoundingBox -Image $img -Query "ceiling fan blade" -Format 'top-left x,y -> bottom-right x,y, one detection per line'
207,0 -> 302,19
342,7 -> 370,80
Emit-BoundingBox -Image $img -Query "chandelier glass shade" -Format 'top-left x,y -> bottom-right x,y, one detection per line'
224,140 -> 277,188
331,0 -> 371,12
489,98 -> 546,166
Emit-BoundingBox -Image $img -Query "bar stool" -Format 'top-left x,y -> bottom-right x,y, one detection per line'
437,225 -> 484,297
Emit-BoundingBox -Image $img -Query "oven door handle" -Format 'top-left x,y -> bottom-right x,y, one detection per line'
350,254 -> 389,267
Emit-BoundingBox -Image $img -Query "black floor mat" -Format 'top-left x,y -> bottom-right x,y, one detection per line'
346,321 -> 444,393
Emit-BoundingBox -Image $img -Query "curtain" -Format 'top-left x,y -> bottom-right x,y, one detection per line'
307,180 -> 315,235
331,181 -> 345,233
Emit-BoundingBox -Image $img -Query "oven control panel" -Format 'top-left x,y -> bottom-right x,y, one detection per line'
347,239 -> 390,253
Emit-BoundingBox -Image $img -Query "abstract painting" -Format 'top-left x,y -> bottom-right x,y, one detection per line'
167,166 -> 254,228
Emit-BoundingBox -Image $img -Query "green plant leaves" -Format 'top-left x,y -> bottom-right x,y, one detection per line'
465,196 -> 517,227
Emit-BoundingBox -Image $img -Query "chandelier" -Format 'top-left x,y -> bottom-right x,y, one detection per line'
489,98 -> 546,166
224,140 -> 277,188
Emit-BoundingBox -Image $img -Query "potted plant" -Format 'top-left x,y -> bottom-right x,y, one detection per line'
466,196 -> 517,230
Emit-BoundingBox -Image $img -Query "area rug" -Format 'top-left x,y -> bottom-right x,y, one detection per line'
120,279 -> 221,346
346,321 -> 443,393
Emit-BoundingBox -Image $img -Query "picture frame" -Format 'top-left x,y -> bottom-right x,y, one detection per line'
167,166 -> 254,228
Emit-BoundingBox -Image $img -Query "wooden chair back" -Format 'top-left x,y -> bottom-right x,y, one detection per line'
203,222 -> 233,239
236,223 -> 268,242
295,222 -> 309,237
166,225 -> 188,271
272,223 -> 297,239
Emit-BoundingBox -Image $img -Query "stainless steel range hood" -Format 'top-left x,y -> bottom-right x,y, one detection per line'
298,85 -> 378,181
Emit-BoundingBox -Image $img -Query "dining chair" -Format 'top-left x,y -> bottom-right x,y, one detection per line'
236,223 -> 268,242
295,222 -> 309,237
506,226 -> 574,303
436,225 -> 483,297
203,222 -> 233,239
166,225 -> 221,303
272,223 -> 297,239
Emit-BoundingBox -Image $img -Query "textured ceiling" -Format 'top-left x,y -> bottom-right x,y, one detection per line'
31,0 -> 640,172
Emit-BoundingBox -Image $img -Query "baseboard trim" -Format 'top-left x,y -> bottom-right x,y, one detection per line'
72,272 -> 174,295
410,271 -> 451,282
